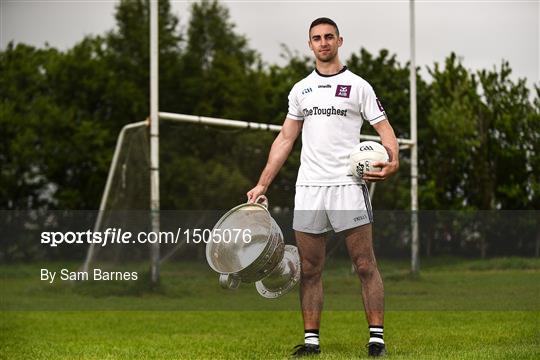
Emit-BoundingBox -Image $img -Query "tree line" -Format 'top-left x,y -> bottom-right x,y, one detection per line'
1,0 -> 538,259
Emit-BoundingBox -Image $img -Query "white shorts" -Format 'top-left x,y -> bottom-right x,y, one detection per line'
293,184 -> 373,234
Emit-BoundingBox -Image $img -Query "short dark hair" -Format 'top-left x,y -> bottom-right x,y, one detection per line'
309,17 -> 340,36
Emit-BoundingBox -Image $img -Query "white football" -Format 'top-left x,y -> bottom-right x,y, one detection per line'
349,141 -> 389,178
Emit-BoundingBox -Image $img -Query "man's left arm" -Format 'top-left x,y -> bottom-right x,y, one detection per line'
362,119 -> 399,182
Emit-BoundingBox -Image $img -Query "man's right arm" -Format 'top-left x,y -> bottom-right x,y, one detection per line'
246,118 -> 303,202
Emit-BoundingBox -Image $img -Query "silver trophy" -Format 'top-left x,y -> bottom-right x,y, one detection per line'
206,196 -> 301,298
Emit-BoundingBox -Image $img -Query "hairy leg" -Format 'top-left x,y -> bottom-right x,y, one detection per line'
295,230 -> 328,330
344,224 -> 384,326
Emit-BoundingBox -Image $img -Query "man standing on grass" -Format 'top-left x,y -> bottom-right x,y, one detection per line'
247,18 -> 399,357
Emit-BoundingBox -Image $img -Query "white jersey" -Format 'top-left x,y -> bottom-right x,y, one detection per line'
287,67 -> 387,186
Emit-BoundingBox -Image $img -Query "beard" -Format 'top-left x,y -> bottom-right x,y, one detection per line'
315,49 -> 338,63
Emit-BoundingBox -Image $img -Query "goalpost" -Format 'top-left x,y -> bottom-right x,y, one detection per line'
82,1 -> 419,280
409,0 -> 419,274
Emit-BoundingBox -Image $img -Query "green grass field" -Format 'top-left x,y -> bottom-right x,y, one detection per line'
1,257 -> 539,359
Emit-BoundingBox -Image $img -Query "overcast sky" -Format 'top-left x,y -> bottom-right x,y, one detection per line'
1,0 -> 539,88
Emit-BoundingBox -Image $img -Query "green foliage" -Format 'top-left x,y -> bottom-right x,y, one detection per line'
107,0 -> 183,119
423,54 -> 480,209
181,0 -> 258,118
424,53 -> 539,210
476,64 -> 539,209
0,0 -> 183,210
0,43 -> 110,209
161,154 -> 251,209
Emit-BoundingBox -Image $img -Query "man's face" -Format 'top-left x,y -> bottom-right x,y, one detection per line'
308,24 -> 343,62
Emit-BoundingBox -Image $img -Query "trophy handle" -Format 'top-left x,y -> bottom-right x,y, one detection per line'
219,273 -> 241,289
254,195 -> 269,208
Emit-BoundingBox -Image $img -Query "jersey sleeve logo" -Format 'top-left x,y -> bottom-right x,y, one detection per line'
335,85 -> 351,98
376,98 -> 385,112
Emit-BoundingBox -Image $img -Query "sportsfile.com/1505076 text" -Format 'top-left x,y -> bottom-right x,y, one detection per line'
40,228 -> 252,247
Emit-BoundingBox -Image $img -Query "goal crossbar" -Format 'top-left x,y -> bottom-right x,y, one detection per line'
159,112 -> 415,147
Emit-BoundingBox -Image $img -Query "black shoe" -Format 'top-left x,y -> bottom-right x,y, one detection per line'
291,344 -> 321,357
367,342 -> 386,357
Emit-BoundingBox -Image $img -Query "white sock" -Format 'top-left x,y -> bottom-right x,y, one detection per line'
369,325 -> 384,344
304,329 -> 320,346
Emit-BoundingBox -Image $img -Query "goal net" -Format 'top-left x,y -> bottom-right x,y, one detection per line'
81,115 -> 279,275
81,121 -> 151,272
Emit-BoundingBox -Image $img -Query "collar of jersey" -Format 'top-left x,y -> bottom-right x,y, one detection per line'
314,66 -> 348,78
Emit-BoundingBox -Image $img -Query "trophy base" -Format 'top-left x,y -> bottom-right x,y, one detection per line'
255,245 -> 301,299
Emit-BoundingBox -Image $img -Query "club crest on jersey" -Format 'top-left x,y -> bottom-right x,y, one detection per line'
302,87 -> 313,95
335,85 -> 351,98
